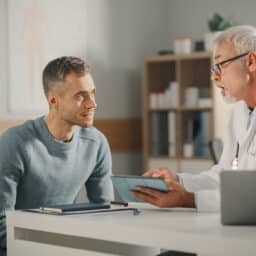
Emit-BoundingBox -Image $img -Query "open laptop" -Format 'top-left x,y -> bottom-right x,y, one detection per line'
220,171 -> 256,225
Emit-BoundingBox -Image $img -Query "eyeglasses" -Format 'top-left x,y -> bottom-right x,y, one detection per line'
211,52 -> 249,76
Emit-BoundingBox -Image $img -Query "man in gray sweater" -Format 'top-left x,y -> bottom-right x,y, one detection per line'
0,56 -> 114,255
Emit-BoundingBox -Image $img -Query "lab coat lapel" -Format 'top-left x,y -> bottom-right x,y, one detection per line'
237,103 -> 256,167
235,101 -> 254,147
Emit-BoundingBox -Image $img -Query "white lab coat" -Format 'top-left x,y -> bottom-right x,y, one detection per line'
179,101 -> 256,212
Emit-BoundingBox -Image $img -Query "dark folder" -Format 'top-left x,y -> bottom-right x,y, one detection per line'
40,202 -> 110,213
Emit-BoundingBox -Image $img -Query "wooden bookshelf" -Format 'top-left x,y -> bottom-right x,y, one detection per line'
142,52 -> 214,173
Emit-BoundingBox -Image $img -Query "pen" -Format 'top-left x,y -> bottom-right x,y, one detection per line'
40,207 -> 63,214
110,201 -> 128,207
231,143 -> 239,170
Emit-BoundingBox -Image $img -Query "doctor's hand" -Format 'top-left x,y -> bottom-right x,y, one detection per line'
143,167 -> 178,183
132,181 -> 195,208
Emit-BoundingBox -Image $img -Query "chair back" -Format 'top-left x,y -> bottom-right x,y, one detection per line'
209,138 -> 223,164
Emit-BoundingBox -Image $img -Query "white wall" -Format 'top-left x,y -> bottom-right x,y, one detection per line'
87,0 -> 169,119
0,0 -> 169,118
0,0 -> 8,117
167,0 -> 256,142
7,0 -> 89,115
167,0 -> 256,43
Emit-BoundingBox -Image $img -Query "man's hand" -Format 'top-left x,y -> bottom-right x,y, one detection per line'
132,181 -> 195,208
143,167 -> 178,183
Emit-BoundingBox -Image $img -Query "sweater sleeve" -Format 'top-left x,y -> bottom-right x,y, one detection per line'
178,165 -> 221,212
178,134 -> 231,212
85,132 -> 114,203
0,130 -> 24,251
177,106 -> 238,212
0,212 -> 6,252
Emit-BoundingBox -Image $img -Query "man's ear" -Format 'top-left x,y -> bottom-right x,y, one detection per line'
247,51 -> 256,72
47,91 -> 58,110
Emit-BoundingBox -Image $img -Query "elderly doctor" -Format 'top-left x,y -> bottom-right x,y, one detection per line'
133,25 -> 256,211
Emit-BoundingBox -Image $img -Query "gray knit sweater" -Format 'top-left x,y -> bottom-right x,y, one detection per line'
0,116 -> 113,253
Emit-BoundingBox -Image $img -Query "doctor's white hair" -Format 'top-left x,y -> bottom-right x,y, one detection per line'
214,25 -> 256,54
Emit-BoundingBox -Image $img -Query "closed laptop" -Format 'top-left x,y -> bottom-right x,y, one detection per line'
220,171 -> 256,225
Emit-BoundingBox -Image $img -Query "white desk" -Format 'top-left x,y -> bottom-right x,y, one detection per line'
6,203 -> 256,256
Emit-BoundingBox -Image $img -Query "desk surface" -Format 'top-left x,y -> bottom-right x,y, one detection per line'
6,203 -> 256,255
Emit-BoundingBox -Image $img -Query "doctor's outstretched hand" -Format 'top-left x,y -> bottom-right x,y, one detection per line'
132,180 -> 195,208
143,167 -> 178,183
132,168 -> 195,208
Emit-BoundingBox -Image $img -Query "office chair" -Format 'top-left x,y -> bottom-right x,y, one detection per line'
208,138 -> 223,164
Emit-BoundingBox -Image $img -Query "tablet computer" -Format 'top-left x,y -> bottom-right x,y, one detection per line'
111,175 -> 168,202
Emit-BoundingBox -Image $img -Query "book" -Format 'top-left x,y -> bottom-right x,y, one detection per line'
168,111 -> 176,157
150,112 -> 168,156
193,112 -> 212,157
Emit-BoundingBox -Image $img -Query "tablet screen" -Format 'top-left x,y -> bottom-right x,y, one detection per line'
111,175 -> 168,202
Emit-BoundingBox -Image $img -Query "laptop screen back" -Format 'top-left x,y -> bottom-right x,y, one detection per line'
220,171 -> 256,225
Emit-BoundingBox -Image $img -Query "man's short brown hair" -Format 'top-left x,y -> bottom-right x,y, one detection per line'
42,56 -> 90,96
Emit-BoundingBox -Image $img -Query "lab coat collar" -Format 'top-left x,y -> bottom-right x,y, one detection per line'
235,101 -> 256,151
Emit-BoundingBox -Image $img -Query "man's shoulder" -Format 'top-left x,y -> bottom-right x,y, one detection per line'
78,126 -> 108,144
0,117 -> 42,144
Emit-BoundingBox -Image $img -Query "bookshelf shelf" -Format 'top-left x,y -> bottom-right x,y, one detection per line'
149,107 -> 212,111
149,108 -> 178,112
142,52 -> 214,173
145,51 -> 212,63
149,156 -> 212,161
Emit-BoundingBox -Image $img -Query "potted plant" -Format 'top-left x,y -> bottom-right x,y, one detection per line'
204,13 -> 232,51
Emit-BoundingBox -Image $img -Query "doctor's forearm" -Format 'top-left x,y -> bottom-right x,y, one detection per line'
182,192 -> 196,208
